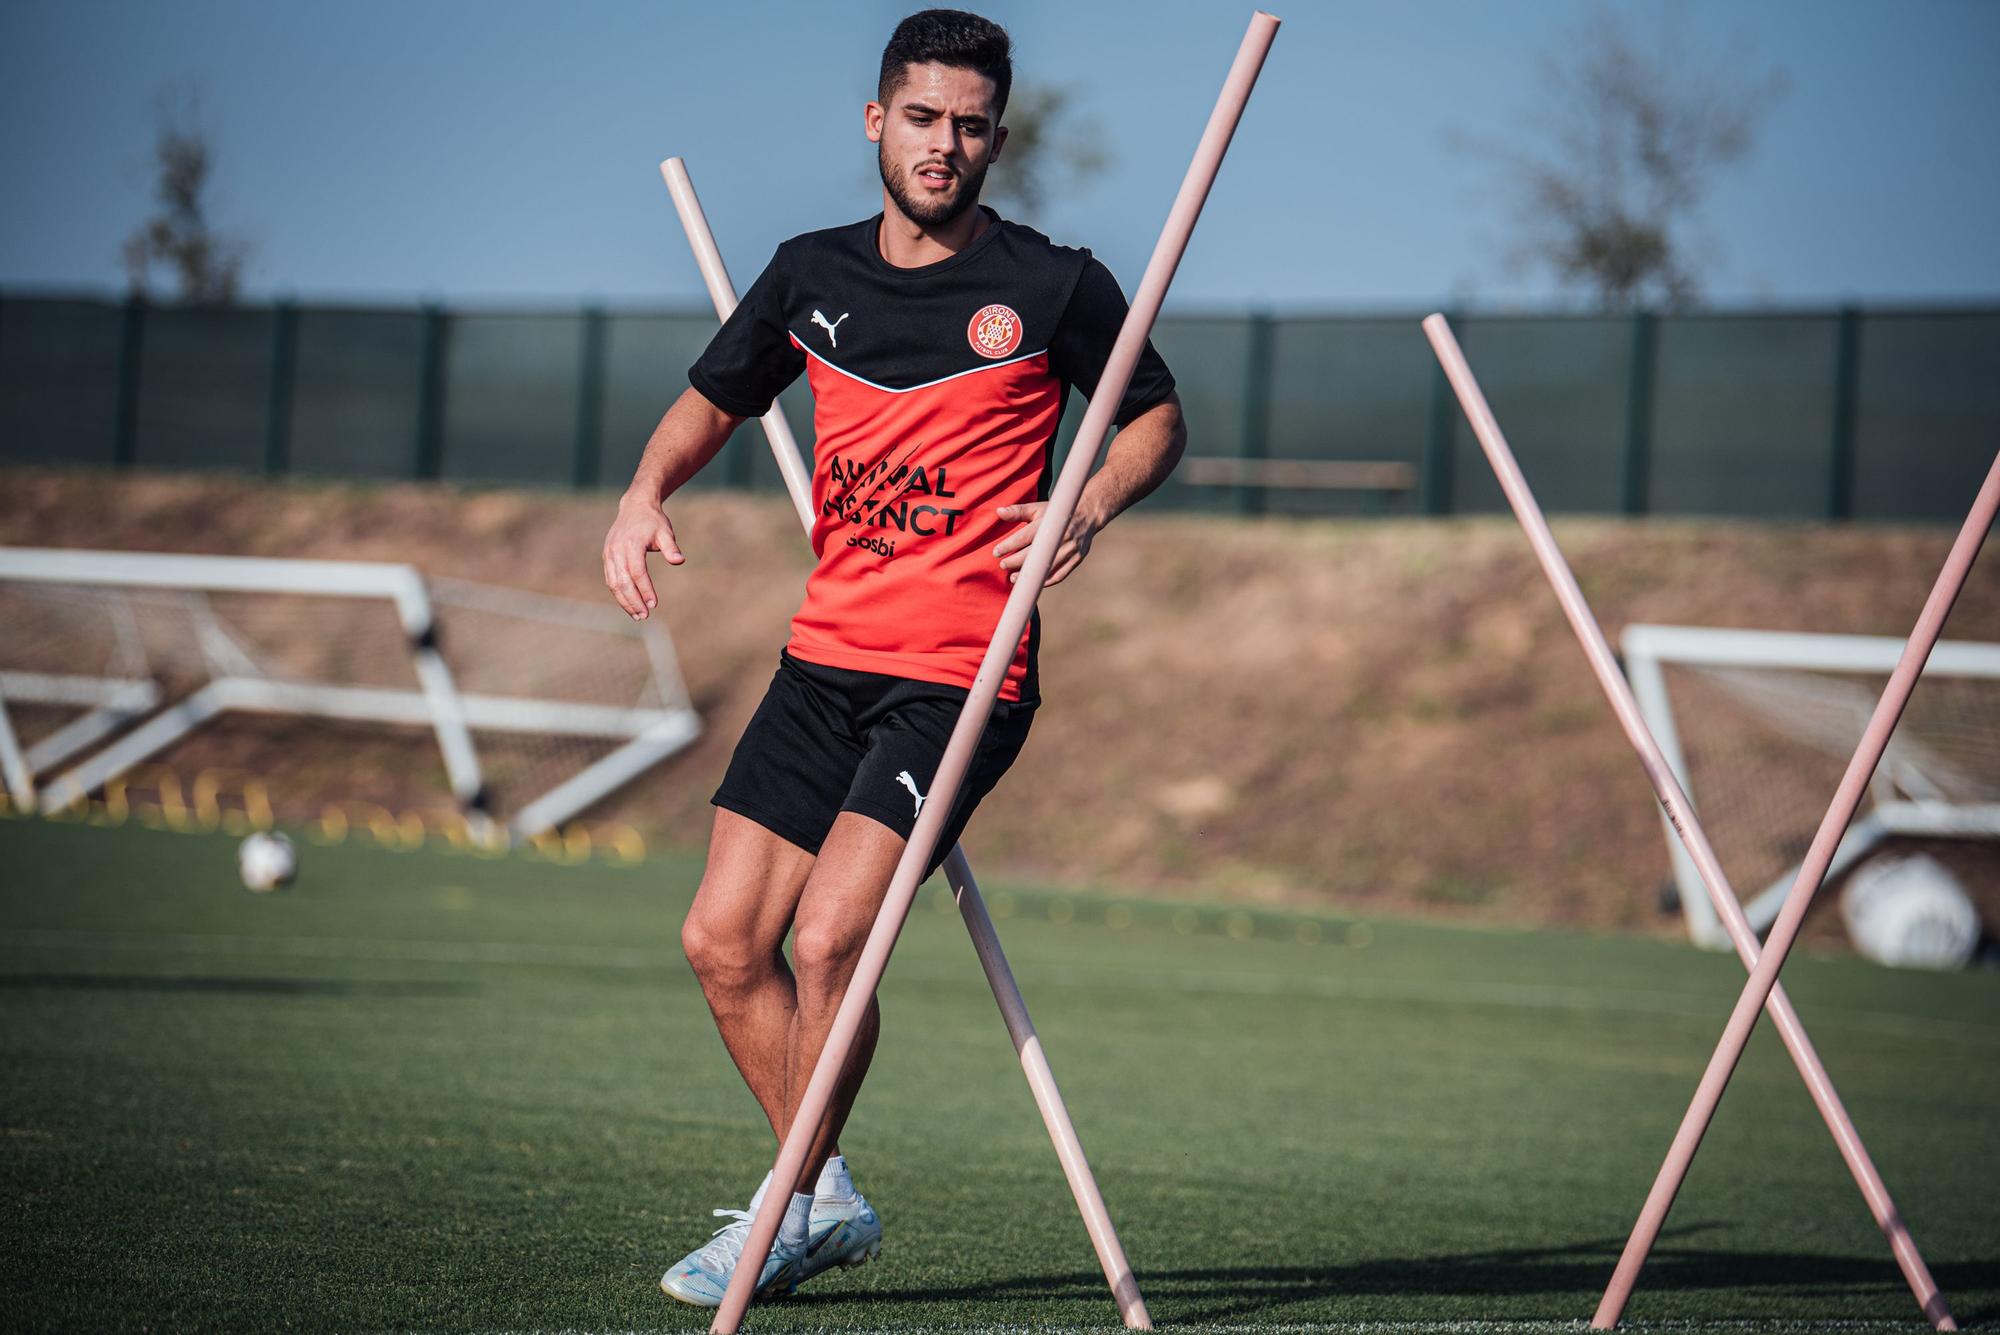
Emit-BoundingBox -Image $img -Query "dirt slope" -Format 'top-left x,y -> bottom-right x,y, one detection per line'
5,467 -> 1996,936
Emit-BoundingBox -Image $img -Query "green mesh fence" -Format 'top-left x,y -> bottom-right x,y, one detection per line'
131,305 -> 274,473
1145,316 -> 1257,515
438,313 -> 584,486
1851,311 -> 2000,522
600,313 -> 709,491
1649,314 -> 1840,518
2,293 -> 1992,522
1265,316 -> 1431,518
0,297 -> 126,467
289,308 -> 428,479
1447,316 -> 1631,515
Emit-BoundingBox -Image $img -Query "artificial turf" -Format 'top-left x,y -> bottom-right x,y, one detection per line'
1,818 -> 1995,1332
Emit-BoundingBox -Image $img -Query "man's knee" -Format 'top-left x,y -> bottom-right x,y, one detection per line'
682,909 -> 773,995
791,918 -> 867,999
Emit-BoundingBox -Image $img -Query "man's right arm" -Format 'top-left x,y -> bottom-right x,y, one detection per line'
601,386 -> 744,621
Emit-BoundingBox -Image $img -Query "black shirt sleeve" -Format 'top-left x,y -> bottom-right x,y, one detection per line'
688,245 -> 805,418
1047,257 -> 1176,427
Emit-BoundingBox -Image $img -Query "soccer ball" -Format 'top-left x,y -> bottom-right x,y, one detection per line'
1841,852 -> 1980,970
238,831 -> 298,893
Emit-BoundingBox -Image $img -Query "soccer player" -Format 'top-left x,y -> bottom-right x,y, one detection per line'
601,7 -> 1185,1307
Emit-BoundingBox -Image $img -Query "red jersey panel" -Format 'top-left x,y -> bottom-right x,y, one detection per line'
788,340 -> 1063,701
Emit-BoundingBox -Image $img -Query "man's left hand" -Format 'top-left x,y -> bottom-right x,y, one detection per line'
992,501 -> 1101,587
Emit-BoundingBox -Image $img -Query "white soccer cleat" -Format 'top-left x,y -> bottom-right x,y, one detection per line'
801,1191 -> 882,1282
659,1208 -> 806,1308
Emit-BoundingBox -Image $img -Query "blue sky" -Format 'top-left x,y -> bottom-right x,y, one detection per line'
3,0 -> 1997,311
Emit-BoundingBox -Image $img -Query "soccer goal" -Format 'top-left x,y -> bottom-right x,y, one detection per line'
0,547 -> 700,844
1621,622 -> 2000,949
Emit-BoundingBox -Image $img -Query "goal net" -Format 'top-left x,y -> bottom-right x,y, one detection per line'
0,548 -> 699,846
1621,623 -> 2000,949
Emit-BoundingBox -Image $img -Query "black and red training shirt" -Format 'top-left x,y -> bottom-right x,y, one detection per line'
689,208 -> 1175,703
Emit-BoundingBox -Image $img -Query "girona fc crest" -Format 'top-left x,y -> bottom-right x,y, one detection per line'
967,303 -> 1023,359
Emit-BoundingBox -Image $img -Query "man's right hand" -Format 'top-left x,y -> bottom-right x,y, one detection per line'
602,494 -> 685,621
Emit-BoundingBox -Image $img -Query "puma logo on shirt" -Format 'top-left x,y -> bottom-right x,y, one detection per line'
896,770 -> 927,817
811,310 -> 850,347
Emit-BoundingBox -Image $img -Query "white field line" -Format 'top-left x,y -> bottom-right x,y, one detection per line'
2,927 -> 1994,1049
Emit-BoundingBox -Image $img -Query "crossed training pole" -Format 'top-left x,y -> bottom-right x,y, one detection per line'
659,156 -> 1150,1329
1424,313 -> 1990,1331
690,14 -> 1279,1330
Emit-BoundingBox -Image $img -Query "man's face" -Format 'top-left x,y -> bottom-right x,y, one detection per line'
867,62 -> 1007,228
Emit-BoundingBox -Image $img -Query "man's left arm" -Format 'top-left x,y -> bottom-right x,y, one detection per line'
992,390 -> 1187,586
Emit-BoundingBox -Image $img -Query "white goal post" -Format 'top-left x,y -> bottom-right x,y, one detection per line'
0,547 -> 700,844
1621,622 -> 2000,948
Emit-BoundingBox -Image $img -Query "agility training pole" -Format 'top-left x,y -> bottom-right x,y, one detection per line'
707,13 -> 1280,1329
1422,315 -> 1962,1331
660,156 -> 1149,1330
1587,438 -> 2000,1329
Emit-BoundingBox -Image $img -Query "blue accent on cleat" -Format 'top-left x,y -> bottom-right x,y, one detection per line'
659,1208 -> 806,1308
801,1192 -> 883,1282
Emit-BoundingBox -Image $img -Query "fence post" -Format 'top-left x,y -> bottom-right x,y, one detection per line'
1421,311 -> 1459,516
1621,310 -> 1658,516
264,300 -> 298,476
572,305 -> 607,490
1236,310 -> 1275,516
1827,304 -> 1861,520
113,294 -> 147,469
413,303 -> 450,480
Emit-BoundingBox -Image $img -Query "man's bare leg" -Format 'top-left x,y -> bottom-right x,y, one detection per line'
779,810 -> 905,1191
681,808 -> 829,1151
682,807 -> 876,1175
663,810 -> 883,1303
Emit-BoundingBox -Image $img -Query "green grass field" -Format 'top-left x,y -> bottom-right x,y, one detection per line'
2,818 -> 1995,1332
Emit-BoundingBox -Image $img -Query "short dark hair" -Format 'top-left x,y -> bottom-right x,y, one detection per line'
877,9 -> 1013,117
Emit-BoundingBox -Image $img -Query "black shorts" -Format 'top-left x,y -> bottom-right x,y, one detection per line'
712,652 -> 1035,878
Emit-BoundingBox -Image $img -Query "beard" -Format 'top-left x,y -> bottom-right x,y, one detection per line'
879,144 -> 990,228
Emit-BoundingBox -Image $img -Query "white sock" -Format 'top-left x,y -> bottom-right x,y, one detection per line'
777,1191 -> 812,1251
815,1155 -> 855,1200
750,1159 -> 855,1212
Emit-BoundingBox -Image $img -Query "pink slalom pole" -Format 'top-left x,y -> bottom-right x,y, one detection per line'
709,14 -> 1280,1330
1422,315 -> 1960,1331
658,159 -> 816,534
1589,443 -> 1999,1329
940,845 -> 1150,1326
660,156 -> 1150,1328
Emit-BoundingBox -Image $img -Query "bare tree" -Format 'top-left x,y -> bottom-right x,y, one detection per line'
124,88 -> 249,305
1478,6 -> 1786,308
986,82 -> 1111,221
